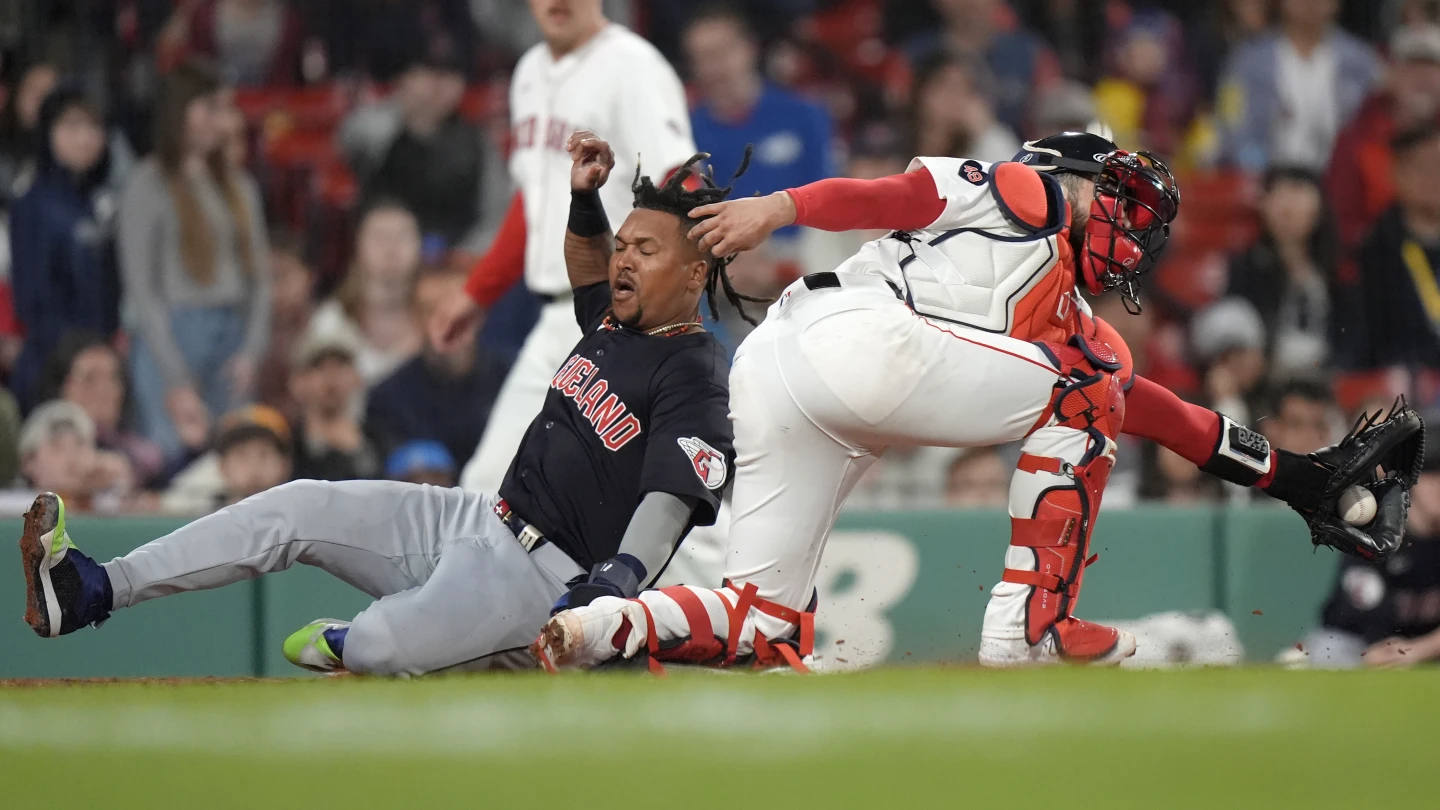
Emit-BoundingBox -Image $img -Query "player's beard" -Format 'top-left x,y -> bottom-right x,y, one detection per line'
616,305 -> 643,330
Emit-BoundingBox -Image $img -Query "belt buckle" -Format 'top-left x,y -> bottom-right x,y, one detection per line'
517,524 -> 545,552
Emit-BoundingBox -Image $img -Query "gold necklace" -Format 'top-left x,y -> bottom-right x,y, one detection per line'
645,321 -> 703,336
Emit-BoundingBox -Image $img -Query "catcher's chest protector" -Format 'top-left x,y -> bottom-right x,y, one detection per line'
835,156 -> 1079,342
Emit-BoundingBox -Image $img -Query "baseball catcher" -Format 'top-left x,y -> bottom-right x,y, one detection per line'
534,129 -> 1425,674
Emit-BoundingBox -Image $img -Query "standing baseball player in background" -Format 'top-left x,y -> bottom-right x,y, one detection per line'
537,131 -> 1423,673
429,0 -> 698,498
19,133 -> 742,677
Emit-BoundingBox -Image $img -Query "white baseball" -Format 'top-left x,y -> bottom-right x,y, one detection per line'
1339,486 -> 1378,526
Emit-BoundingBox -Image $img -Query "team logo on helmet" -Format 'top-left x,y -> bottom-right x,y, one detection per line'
678,437 -> 727,490
959,160 -> 987,185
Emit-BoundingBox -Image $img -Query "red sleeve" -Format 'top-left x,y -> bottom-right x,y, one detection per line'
1121,375 -> 1222,467
784,168 -> 946,232
464,192 -> 527,308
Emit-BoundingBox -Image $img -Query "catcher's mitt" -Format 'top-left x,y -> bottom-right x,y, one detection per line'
1271,399 -> 1425,560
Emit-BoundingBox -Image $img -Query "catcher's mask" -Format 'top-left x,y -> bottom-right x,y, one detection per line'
1016,132 -> 1180,311
1080,150 -> 1179,310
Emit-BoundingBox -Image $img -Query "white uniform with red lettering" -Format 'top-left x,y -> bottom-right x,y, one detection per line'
553,157 -> 1131,668
460,26 -> 713,575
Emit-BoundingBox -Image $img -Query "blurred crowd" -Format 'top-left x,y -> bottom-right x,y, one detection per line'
0,0 -> 1437,523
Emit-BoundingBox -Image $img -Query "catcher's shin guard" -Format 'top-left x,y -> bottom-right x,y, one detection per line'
536,583 -> 817,675
981,334 -> 1134,666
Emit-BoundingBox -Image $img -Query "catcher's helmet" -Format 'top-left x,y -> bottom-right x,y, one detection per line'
1014,131 -> 1118,176
1016,132 -> 1180,310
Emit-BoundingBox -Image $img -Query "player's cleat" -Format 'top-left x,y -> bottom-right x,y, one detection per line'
19,493 -> 112,638
979,617 -> 1137,667
531,597 -> 645,672
283,619 -> 349,673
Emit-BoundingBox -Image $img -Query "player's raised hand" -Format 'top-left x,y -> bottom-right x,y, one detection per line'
687,191 -> 797,258
567,130 -> 615,192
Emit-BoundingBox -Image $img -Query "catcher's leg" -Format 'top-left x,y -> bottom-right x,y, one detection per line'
535,329 -> 873,672
536,284 -> 1063,672
980,335 -> 1135,667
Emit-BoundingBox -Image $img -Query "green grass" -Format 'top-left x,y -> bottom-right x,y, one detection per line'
1,667 -> 1434,809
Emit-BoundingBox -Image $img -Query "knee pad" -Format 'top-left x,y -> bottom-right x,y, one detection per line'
1032,333 -> 1126,446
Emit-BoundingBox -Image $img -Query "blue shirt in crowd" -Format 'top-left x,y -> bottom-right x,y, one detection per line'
691,83 -> 835,238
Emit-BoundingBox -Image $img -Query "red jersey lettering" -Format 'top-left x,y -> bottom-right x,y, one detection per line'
547,353 -> 643,452
578,379 -> 609,418
601,414 -> 643,450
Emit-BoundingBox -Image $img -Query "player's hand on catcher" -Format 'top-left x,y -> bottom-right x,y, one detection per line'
687,191 -> 796,258
568,130 -> 615,193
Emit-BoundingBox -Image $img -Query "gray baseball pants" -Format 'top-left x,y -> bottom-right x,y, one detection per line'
101,480 -> 583,675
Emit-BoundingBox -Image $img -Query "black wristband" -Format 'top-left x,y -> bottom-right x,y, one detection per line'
568,190 -> 609,238
1199,414 -> 1272,487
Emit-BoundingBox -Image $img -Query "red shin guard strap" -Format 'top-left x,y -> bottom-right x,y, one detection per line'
1004,568 -> 1065,593
1003,553 -> 1101,595
634,599 -> 667,677
1018,453 -> 1068,475
1009,516 -> 1077,548
719,580 -> 815,673
658,586 -> 723,661
724,582 -> 760,664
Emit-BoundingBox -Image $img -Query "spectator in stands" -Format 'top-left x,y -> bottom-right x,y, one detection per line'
1028,79 -> 1098,140
8,87 -> 120,411
1141,444 -> 1224,504
1020,0 -> 1110,85
341,52 -> 498,248
0,61 -> 59,204
163,404 -> 293,513
1217,0 -> 1382,172
1222,167 -> 1336,381
907,53 -> 1019,163
309,201 -> 422,387
1192,0 -> 1271,101
848,446 -> 962,510
256,234 -> 316,415
0,388 -> 19,487
306,0 -> 477,83
1326,24 -> 1440,255
365,268 -> 506,464
1092,9 -> 1198,157
384,438 -> 458,487
1260,377 -> 1338,455
159,0 -> 305,86
1190,298 -> 1269,429
9,400 -> 133,514
942,447 -> 1009,507
902,0 -> 1059,133
684,3 -> 835,238
1338,125 -> 1440,372
120,60 -> 270,461
288,329 -> 380,481
36,332 -> 165,489
1308,443 -> 1440,668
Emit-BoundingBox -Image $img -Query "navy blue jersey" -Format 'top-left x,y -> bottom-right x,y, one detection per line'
1321,536 -> 1440,644
498,282 -> 733,569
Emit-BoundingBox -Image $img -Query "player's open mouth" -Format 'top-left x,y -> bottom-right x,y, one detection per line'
614,277 -> 637,299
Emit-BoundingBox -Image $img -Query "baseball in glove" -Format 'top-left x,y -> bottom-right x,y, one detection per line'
1263,399 -> 1425,560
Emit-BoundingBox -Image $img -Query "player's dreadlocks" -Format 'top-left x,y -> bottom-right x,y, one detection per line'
632,147 -> 768,324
